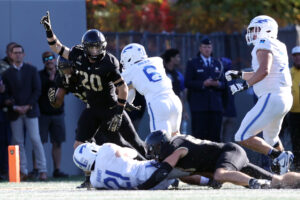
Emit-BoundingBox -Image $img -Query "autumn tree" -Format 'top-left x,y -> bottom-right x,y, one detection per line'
86,0 -> 300,33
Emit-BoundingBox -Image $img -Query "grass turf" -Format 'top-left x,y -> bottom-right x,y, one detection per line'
1,176 -> 300,200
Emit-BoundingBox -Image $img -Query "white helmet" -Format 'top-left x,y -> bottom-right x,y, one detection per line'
120,43 -> 148,69
245,15 -> 278,45
73,143 -> 100,171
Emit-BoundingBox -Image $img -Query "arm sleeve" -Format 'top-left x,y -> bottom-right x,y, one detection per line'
28,67 -> 41,106
184,60 -> 204,90
107,56 -> 122,83
136,162 -> 173,190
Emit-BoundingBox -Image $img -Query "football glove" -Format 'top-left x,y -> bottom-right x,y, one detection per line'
108,105 -> 124,132
225,70 -> 242,81
229,80 -> 249,95
125,102 -> 141,112
40,11 -> 52,31
48,87 -> 56,104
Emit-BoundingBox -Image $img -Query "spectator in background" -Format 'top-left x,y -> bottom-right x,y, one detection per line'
0,42 -> 17,74
184,37 -> 226,142
289,46 -> 300,170
36,51 -> 68,178
2,44 -> 47,181
0,74 -> 8,180
220,57 -> 237,142
0,42 -> 16,180
161,49 -> 189,122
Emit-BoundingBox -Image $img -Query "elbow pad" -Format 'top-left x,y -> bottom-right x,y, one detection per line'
137,162 -> 173,190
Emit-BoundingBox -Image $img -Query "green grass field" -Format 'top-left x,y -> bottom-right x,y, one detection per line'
1,177 -> 300,200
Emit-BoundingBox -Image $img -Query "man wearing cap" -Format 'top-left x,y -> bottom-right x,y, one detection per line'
289,46 -> 300,170
184,37 -> 226,142
36,51 -> 68,178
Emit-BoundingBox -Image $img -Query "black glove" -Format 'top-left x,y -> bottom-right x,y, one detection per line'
48,87 -> 56,104
108,105 -> 124,132
125,102 -> 141,112
229,80 -> 249,95
40,11 -> 52,31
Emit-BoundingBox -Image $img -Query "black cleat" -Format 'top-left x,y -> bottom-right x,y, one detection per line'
207,179 -> 223,189
53,169 -> 69,178
77,176 -> 92,189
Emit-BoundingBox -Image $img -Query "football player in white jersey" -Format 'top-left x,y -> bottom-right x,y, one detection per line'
73,142 -> 216,190
225,15 -> 293,175
120,43 -> 182,137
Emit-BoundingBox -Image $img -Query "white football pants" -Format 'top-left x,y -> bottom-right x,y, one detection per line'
235,91 -> 293,146
147,93 -> 182,137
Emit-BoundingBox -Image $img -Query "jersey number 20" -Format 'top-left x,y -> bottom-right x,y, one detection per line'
143,65 -> 162,82
78,70 -> 103,91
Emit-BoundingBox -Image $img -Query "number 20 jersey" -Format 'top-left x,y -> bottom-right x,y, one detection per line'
122,57 -> 173,102
68,45 -> 122,108
90,143 -> 173,190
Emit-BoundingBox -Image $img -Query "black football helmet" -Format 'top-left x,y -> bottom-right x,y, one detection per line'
81,29 -> 107,60
145,130 -> 170,160
57,56 -> 72,75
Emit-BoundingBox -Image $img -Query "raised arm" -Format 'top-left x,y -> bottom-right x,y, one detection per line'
40,11 -> 70,59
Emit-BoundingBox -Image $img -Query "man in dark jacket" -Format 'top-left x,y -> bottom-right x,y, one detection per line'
37,51 -> 68,178
184,37 -> 226,142
2,44 -> 47,181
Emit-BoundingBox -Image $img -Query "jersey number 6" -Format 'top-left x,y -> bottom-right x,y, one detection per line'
143,65 -> 162,82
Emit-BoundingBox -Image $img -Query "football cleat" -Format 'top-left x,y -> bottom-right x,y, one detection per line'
207,179 -> 223,189
249,178 -> 271,189
273,151 -> 294,175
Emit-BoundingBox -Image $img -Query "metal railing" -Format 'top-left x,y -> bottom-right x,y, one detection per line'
104,25 -> 300,71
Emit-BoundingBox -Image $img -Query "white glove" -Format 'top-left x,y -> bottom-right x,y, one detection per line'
225,70 -> 242,81
229,81 -> 249,95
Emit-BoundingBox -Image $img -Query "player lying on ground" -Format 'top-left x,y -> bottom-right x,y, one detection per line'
73,142 -> 221,190
141,131 -> 300,189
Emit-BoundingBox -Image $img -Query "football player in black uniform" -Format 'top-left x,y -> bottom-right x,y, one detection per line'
49,57 -> 146,188
137,131 -> 300,190
40,11 -> 146,158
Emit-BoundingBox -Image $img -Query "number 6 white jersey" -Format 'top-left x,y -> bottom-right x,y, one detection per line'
90,143 -> 174,190
251,37 -> 292,97
122,57 -> 182,135
122,57 -> 173,102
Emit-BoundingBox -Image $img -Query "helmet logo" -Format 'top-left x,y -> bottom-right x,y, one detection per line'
256,19 -> 269,23
123,46 -> 133,53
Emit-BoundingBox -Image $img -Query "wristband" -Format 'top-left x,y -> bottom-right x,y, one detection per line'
46,30 -> 53,38
48,39 -> 57,45
58,46 -> 65,56
114,80 -> 124,87
117,98 -> 126,105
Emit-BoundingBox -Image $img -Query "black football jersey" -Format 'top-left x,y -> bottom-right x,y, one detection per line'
56,74 -> 87,103
68,45 -> 121,108
159,135 -> 224,173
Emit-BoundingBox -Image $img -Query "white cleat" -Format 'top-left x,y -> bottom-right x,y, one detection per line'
273,151 -> 294,175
